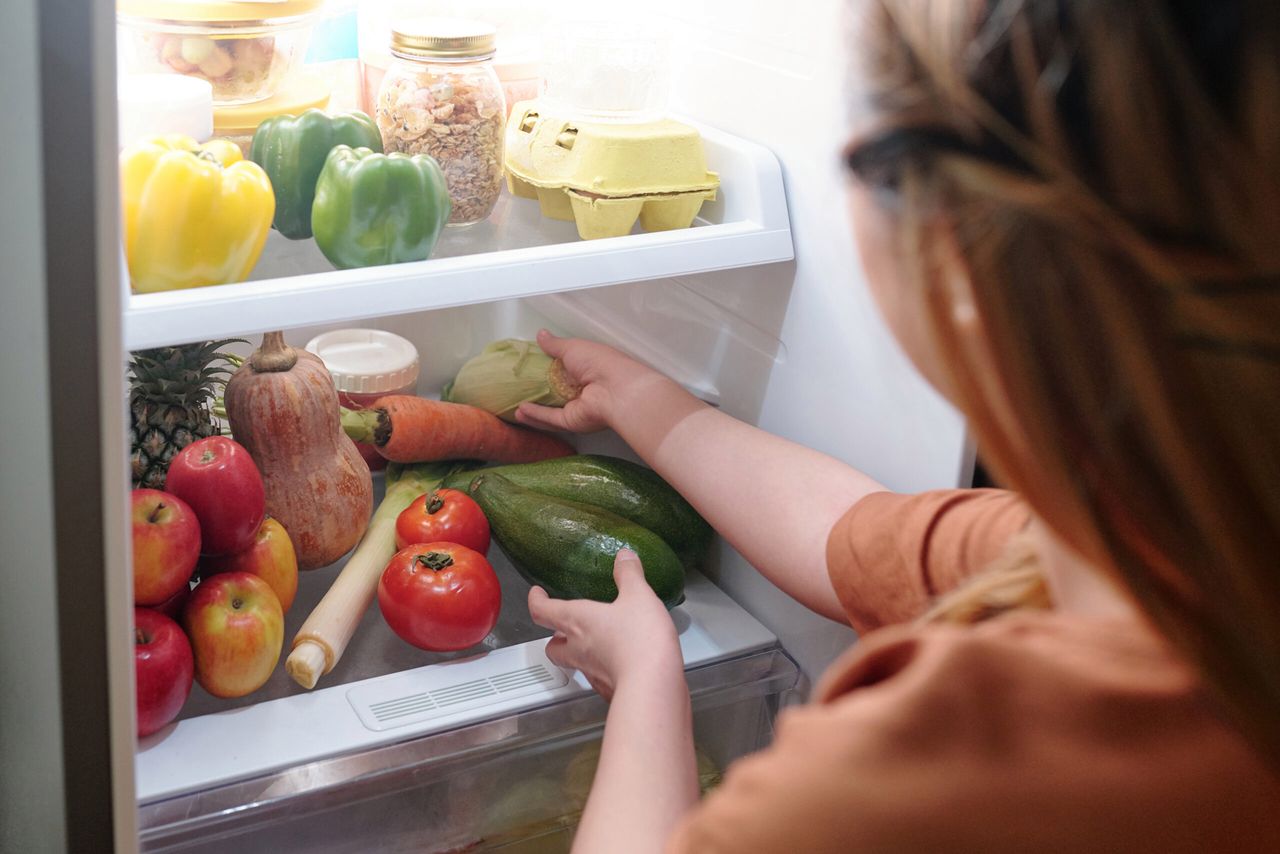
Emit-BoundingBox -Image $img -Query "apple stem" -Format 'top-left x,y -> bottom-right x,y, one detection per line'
136,628 -> 148,645
147,501 -> 166,524
232,598 -> 243,610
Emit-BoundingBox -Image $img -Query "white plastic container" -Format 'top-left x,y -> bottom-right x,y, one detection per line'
117,74 -> 213,148
305,329 -> 420,471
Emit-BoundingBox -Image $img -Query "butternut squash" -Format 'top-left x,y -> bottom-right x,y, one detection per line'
225,332 -> 373,570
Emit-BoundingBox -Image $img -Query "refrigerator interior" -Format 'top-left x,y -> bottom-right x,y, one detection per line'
0,0 -> 970,849
134,277 -> 803,845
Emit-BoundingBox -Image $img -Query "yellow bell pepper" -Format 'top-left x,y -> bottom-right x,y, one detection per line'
121,135 -> 275,293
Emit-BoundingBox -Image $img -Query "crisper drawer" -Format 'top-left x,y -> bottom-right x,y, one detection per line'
139,647 -> 800,852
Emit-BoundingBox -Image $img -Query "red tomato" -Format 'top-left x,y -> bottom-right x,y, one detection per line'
395,489 -> 490,554
378,543 -> 501,651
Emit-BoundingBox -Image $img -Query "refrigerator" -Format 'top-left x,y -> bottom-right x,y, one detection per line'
0,0 -> 970,851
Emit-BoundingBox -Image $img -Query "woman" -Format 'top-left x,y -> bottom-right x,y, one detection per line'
515,1 -> 1280,851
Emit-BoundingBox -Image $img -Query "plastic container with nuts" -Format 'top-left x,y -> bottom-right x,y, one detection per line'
117,0 -> 324,106
376,19 -> 506,227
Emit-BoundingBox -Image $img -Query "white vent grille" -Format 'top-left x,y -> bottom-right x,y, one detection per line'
349,660 -> 569,732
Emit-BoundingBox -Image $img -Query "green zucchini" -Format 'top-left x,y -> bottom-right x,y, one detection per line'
468,473 -> 685,607
444,455 -> 712,568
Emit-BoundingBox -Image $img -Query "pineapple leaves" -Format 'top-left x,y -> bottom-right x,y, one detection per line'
127,339 -> 242,489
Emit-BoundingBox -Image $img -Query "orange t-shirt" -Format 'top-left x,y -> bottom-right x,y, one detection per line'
668,490 -> 1280,853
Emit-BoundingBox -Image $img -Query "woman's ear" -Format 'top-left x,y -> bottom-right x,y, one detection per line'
934,217 -> 980,335
927,212 -> 1038,491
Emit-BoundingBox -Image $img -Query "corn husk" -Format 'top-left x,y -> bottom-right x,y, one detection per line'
442,339 -> 580,422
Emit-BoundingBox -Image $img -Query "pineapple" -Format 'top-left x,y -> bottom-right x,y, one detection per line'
128,340 -> 241,490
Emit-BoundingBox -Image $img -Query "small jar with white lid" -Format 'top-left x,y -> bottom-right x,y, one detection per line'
305,329 -> 420,472
375,18 -> 506,226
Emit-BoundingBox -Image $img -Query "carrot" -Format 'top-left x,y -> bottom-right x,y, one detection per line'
343,396 -> 574,464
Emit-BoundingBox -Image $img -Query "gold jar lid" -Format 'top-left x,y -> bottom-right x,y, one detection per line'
390,18 -> 497,60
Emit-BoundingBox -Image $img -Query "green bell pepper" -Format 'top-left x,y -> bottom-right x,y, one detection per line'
311,145 -> 451,270
249,109 -> 383,240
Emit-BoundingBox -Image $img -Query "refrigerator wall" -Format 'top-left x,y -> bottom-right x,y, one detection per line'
536,0 -> 972,677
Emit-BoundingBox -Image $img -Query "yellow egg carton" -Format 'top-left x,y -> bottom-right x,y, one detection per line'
504,100 -> 720,240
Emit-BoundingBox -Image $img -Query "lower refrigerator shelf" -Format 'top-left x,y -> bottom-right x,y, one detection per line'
139,645 -> 800,853
136,568 -> 781,817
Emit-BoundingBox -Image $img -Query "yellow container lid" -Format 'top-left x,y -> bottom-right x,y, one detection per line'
213,73 -> 330,135
118,0 -> 323,24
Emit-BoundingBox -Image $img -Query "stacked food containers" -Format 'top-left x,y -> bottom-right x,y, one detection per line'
117,0 -> 325,105
118,0 -> 332,151
502,20 -> 720,240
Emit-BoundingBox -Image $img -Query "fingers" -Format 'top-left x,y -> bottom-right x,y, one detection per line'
536,328 -> 567,358
515,401 -> 571,431
544,635 -> 614,700
543,633 -> 571,669
612,549 -> 650,598
537,328 -> 598,378
528,585 -> 576,632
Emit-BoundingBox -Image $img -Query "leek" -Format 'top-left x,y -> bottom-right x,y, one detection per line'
285,461 -> 456,689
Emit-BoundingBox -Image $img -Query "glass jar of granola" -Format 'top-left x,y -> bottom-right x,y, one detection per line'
376,19 -> 506,227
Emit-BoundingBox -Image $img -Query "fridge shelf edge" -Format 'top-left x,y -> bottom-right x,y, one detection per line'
123,223 -> 794,350
134,569 -> 779,807
122,118 -> 795,350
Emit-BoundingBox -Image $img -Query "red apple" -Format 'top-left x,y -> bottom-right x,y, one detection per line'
183,572 -> 283,698
150,581 -> 193,623
165,436 -> 266,556
131,489 -> 201,605
135,607 -> 194,737
200,517 -> 299,612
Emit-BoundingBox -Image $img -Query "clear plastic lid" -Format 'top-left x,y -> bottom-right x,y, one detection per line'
539,19 -> 671,123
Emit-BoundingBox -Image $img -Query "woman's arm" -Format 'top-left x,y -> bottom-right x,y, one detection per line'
518,330 -> 886,622
528,552 -> 699,854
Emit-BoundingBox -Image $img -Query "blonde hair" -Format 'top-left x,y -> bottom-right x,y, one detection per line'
849,0 -> 1280,763
922,531 -> 1049,624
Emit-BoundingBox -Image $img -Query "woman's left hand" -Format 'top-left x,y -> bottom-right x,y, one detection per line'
527,549 -> 683,700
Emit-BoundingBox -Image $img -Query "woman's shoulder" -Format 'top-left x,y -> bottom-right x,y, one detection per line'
668,614 -> 1280,854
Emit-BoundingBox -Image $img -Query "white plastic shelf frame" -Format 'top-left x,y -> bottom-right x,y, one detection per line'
135,568 -> 778,805
123,120 -> 793,350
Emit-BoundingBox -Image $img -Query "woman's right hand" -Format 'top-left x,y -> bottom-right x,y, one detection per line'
516,329 -> 669,434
